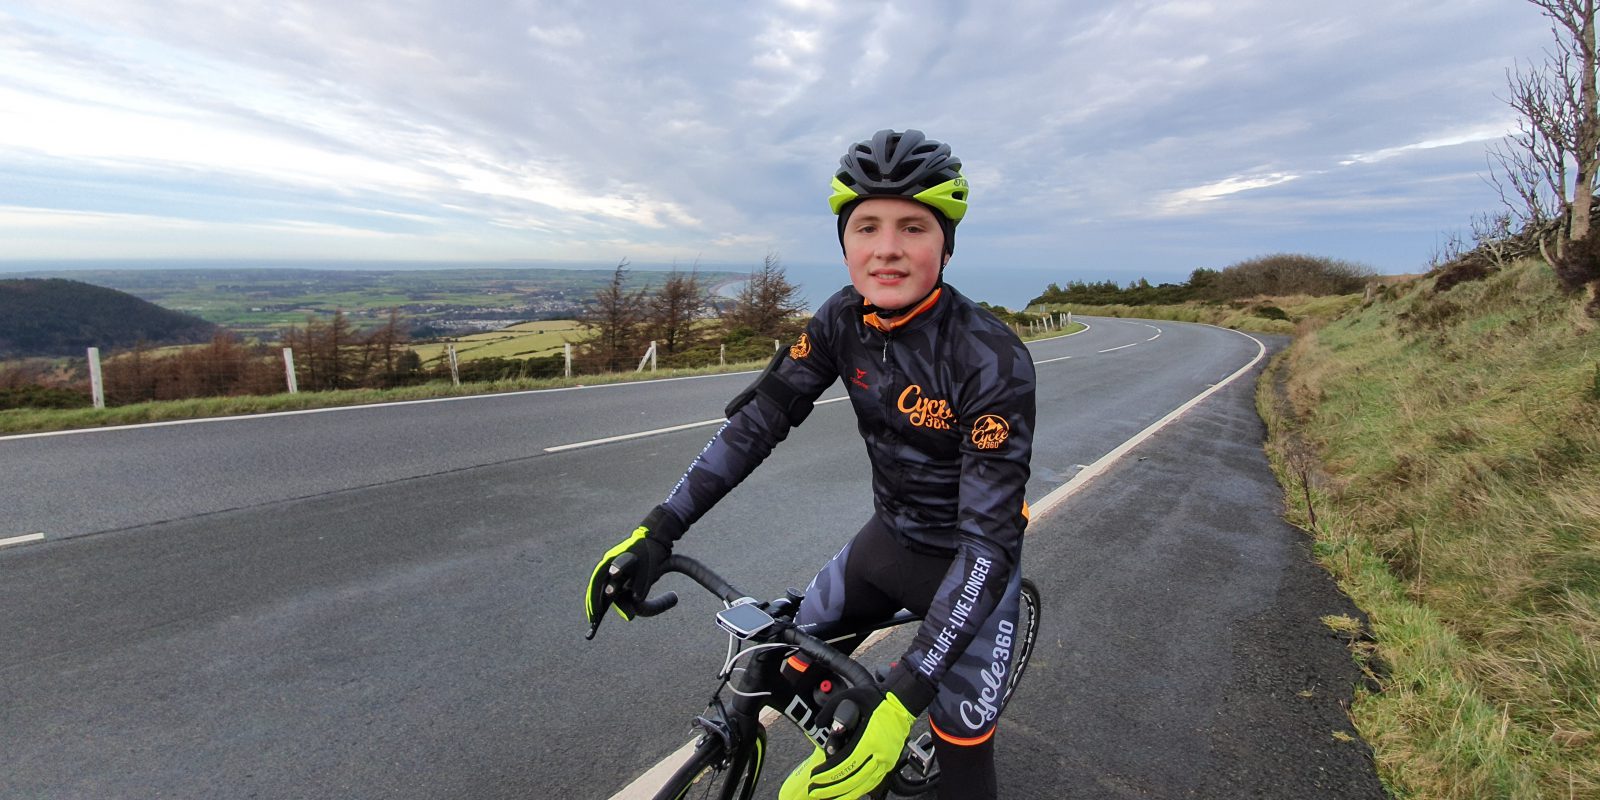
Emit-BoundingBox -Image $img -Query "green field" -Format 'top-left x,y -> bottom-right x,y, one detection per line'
410,320 -> 587,365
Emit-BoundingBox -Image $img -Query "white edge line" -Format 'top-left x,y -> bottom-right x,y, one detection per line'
1029,326 -> 1267,521
0,532 -> 46,548
609,323 -> 1267,799
0,369 -> 766,443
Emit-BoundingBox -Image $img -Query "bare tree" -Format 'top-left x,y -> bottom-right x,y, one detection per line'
578,259 -> 647,372
646,265 -> 708,355
723,252 -> 807,340
1489,0 -> 1600,250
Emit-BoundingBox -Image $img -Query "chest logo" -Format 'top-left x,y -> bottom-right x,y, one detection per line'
971,415 -> 1010,450
897,385 -> 955,430
789,333 -> 811,359
851,368 -> 870,390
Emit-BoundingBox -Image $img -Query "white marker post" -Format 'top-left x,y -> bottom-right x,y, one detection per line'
564,343 -> 572,379
283,348 -> 299,394
448,345 -> 460,386
87,347 -> 105,409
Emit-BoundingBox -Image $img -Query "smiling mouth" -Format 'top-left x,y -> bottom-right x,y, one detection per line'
871,270 -> 909,281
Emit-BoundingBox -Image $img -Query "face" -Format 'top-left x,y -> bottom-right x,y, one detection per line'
841,196 -> 946,310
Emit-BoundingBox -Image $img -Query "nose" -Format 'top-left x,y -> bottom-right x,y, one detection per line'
872,229 -> 905,259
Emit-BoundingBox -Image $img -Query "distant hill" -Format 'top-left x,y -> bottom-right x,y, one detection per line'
0,278 -> 219,358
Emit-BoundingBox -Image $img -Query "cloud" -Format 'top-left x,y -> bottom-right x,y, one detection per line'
1156,172 -> 1302,214
0,0 -> 1559,279
1340,121 -> 1517,166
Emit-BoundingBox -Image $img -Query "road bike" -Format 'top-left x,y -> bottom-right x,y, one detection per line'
603,554 -> 1041,799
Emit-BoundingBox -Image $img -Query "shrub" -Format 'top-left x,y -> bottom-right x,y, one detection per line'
0,385 -> 90,410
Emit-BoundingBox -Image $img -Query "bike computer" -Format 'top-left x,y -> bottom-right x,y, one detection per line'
715,601 -> 776,640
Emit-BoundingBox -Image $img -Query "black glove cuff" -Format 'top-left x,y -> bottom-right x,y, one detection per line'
641,506 -> 686,544
884,661 -> 938,716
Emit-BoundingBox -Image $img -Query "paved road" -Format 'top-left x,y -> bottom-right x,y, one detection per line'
0,317 -> 1383,798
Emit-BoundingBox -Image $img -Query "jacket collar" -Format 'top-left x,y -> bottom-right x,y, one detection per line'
861,286 -> 944,333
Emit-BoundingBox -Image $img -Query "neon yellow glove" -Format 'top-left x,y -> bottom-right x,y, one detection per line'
779,691 -> 914,800
583,508 -> 679,635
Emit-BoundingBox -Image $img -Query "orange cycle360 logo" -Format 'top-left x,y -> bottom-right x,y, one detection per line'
898,385 -> 954,430
789,333 -> 811,359
970,415 -> 1010,449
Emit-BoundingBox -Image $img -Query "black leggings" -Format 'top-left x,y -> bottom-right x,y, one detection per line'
795,516 -> 1018,800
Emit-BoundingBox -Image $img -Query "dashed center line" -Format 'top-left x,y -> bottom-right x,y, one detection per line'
544,397 -> 851,452
1,532 -> 46,549
1098,343 -> 1139,353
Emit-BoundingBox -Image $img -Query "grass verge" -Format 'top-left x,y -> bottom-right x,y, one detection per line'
1258,259 -> 1599,798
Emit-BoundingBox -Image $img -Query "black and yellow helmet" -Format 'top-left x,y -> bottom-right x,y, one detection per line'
830,129 -> 968,255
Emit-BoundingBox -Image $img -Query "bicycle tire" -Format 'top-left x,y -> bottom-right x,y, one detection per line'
652,729 -> 765,800
1000,577 -> 1042,712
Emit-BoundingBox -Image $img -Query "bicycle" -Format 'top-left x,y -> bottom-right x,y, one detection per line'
599,553 -> 1041,800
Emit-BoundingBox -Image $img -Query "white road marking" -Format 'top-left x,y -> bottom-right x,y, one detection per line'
1030,327 -> 1266,520
0,532 -> 45,548
543,397 -> 851,453
1097,343 -> 1139,353
1033,355 -> 1073,365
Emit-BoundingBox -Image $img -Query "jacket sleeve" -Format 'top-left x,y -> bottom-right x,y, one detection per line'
654,308 -> 841,538
903,324 -> 1036,689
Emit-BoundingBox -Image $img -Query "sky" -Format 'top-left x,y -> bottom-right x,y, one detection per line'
0,0 -> 1562,308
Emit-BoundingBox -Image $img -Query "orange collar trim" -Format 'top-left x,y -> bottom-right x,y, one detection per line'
863,288 -> 943,333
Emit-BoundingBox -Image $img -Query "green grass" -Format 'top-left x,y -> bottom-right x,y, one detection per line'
1259,259 -> 1600,798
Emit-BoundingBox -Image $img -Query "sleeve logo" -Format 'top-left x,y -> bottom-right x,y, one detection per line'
970,415 -> 1010,449
789,332 -> 812,359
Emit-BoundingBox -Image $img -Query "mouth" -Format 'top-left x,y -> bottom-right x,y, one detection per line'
869,269 -> 909,282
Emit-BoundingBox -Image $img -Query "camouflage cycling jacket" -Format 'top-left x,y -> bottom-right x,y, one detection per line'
656,282 -> 1036,686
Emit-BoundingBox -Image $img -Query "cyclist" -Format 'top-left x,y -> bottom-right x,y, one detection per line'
586,129 -> 1035,800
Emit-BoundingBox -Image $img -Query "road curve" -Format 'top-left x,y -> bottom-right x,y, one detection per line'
0,318 -> 1381,798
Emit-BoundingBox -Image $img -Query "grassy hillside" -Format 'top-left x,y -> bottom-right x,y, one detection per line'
1031,293 -> 1363,334
1260,259 -> 1599,798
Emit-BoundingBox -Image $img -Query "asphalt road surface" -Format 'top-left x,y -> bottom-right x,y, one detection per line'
0,317 -> 1386,798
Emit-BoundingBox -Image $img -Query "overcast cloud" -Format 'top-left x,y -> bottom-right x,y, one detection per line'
0,0 -> 1557,305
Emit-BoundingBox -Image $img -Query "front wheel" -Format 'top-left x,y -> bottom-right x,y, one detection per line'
653,729 -> 765,800
1000,577 -> 1042,712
